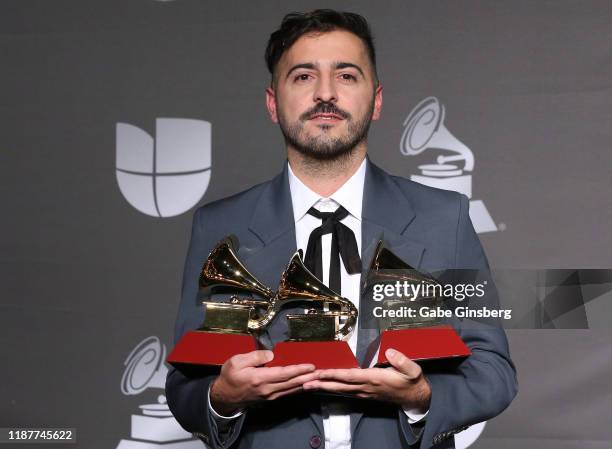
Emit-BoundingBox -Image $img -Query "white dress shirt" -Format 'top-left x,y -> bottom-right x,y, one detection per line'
208,158 -> 427,448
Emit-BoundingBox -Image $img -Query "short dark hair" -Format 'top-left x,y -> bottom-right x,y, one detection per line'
265,9 -> 378,85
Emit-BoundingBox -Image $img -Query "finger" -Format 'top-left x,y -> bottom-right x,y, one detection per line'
268,371 -> 320,392
385,349 -> 421,379
268,385 -> 304,401
257,373 -> 318,399
255,364 -> 316,384
318,368 -> 370,383
231,350 -> 274,369
303,380 -> 367,393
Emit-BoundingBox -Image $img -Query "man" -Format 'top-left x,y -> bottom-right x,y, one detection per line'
166,9 -> 517,449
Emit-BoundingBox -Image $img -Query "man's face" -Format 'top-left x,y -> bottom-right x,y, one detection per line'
266,30 -> 382,160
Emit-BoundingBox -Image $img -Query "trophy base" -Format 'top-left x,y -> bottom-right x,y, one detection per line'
376,325 -> 471,366
167,330 -> 258,367
267,341 -> 359,369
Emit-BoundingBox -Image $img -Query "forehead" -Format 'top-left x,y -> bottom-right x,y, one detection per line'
278,30 -> 370,71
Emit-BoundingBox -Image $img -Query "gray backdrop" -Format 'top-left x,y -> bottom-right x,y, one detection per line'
2,1 -> 611,448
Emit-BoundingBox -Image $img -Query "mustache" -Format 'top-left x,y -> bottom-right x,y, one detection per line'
300,102 -> 350,121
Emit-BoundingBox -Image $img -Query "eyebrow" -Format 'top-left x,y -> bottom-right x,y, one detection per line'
335,62 -> 365,78
285,61 -> 366,80
285,63 -> 317,80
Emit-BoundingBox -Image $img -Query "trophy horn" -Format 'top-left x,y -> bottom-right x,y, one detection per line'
369,240 -> 414,271
366,240 -> 443,329
200,235 -> 275,331
200,235 -> 273,299
275,250 -> 358,341
367,240 -> 440,284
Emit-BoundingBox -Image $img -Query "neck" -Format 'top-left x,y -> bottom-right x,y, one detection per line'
287,144 -> 367,197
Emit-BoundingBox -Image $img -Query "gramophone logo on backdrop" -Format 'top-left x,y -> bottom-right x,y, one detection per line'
116,336 -> 202,449
116,118 -> 211,218
400,97 -> 498,233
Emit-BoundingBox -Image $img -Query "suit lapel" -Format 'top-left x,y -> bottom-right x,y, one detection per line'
351,160 -> 426,436
239,163 -> 296,286
361,160 -> 424,267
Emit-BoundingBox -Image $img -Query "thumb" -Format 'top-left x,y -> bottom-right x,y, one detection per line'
385,348 -> 421,379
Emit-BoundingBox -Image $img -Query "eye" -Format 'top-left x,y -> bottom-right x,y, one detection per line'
339,73 -> 357,82
294,73 -> 312,82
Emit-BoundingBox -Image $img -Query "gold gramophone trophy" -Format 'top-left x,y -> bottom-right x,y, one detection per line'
366,241 -> 471,366
167,235 -> 274,368
264,249 -> 359,369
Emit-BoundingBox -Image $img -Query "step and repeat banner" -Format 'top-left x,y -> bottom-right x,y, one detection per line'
2,1 -> 611,448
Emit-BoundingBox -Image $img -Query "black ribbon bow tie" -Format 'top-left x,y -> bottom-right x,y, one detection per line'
304,205 -> 362,293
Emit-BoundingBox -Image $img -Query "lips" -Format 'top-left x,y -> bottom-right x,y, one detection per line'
309,113 -> 344,120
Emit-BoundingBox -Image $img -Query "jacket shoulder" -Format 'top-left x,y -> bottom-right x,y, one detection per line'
388,172 -> 465,216
193,178 -> 270,222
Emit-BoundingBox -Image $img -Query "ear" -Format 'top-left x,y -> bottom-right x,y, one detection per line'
265,86 -> 279,123
371,84 -> 383,121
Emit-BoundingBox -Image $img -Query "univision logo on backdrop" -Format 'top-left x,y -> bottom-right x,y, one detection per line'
400,97 -> 499,234
116,118 -> 211,218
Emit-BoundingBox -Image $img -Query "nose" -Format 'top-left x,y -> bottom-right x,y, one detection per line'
313,74 -> 337,103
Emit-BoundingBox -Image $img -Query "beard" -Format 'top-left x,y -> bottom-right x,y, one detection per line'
277,98 -> 375,161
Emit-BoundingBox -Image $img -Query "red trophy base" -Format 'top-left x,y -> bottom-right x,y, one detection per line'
167,331 -> 258,367
376,326 -> 471,365
267,341 -> 359,369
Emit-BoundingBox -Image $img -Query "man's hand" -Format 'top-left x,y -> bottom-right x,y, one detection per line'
302,349 -> 431,412
210,350 -> 319,416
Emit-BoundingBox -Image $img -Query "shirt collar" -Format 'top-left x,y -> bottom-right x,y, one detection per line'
287,157 -> 367,222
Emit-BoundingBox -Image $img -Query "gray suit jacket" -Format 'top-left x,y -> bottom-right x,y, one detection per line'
166,159 -> 518,449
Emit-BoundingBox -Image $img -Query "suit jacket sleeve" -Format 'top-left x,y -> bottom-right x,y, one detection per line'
165,207 -> 247,449
398,194 -> 518,448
